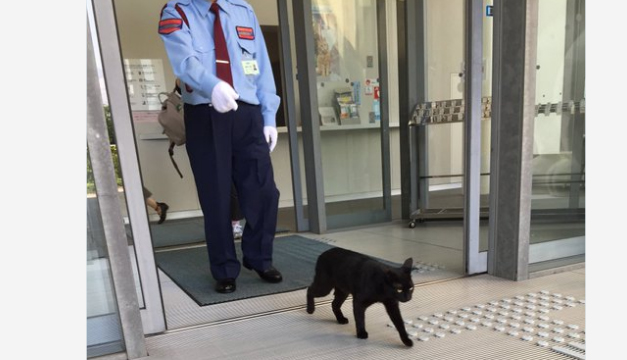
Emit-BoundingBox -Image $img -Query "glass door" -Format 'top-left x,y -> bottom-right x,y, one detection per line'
529,0 -> 585,269
311,0 -> 392,229
404,0 -> 489,274
87,156 -> 125,358
90,0 -> 166,336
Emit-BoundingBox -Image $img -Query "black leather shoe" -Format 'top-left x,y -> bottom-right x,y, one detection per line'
254,267 -> 283,283
215,278 -> 236,293
157,202 -> 169,224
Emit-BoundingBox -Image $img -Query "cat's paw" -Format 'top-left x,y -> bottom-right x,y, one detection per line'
306,302 -> 315,314
356,330 -> 369,339
336,317 -> 349,325
402,337 -> 414,347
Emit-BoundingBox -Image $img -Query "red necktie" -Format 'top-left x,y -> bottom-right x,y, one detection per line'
210,2 -> 233,87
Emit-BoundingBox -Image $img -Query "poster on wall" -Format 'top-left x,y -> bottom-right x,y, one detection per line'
364,78 -> 378,96
312,3 -> 340,80
124,59 -> 167,112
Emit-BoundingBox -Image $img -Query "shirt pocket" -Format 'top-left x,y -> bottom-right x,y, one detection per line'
236,38 -> 257,83
236,38 -> 256,60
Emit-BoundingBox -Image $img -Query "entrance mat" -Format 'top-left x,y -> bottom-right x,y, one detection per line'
154,235 -> 399,306
149,217 -> 206,248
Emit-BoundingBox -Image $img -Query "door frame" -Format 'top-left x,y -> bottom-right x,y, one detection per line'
463,0 -> 488,274
91,0 -> 166,335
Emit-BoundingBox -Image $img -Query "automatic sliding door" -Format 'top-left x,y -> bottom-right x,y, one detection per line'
529,0 -> 585,267
311,0 -> 391,230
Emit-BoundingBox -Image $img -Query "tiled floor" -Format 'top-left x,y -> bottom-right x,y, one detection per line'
142,267 -> 585,360
98,219 -> 586,360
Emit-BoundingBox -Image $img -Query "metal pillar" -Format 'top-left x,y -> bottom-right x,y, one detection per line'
488,0 -> 539,281
277,0 -> 308,232
398,0 -> 426,220
377,0 -> 393,220
292,0 -> 327,233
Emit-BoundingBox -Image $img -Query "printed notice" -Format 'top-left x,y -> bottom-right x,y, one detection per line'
124,59 -> 167,111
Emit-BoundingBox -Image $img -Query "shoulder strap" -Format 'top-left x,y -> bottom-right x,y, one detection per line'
168,141 -> 184,178
174,4 -> 189,28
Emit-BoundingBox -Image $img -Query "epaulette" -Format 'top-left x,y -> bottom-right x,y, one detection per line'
159,1 -> 191,34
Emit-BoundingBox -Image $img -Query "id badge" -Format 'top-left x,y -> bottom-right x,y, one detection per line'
242,60 -> 260,75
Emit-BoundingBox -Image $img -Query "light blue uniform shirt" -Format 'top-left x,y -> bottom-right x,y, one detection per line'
159,0 -> 280,127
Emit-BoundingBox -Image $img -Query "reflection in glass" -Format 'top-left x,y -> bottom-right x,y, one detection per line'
313,0 -> 386,226
313,0 -> 381,128
530,0 -> 585,259
87,155 -> 124,358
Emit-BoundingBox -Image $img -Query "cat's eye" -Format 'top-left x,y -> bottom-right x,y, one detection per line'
396,288 -> 403,293
409,287 -> 414,291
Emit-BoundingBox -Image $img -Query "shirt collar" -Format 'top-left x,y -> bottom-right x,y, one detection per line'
194,0 -> 231,17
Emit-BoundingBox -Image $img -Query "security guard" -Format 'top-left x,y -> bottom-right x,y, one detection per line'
158,0 -> 282,293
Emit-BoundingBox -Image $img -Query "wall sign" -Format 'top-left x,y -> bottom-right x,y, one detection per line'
124,59 -> 167,111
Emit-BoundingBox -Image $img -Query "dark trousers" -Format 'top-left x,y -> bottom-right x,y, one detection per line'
184,102 -> 280,280
230,183 -> 243,221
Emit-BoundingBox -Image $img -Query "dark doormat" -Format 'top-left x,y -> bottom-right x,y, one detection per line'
154,235 -> 399,306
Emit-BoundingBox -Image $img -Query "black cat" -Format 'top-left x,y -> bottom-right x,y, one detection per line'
306,247 -> 415,347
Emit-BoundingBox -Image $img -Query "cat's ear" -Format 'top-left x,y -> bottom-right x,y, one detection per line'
402,258 -> 413,273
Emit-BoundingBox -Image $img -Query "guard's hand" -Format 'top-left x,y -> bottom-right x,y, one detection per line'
263,126 -> 278,152
211,81 -> 239,113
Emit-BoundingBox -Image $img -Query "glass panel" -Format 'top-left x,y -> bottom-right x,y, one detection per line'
417,0 -> 491,254
530,0 -> 585,265
409,0 -> 467,273
422,0 -> 465,214
86,155 -> 125,358
112,0 -> 297,247
87,7 -> 145,354
312,0 -> 386,228
114,0 -> 218,251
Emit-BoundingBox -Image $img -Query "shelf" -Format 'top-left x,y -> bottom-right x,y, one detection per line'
141,123 -> 400,140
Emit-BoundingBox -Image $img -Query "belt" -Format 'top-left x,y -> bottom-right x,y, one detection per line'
186,100 -> 256,108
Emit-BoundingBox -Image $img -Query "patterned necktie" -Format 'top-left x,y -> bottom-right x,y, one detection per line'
210,2 -> 234,87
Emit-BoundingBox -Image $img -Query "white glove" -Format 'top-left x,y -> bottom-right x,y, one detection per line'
263,126 -> 278,152
211,81 -> 239,113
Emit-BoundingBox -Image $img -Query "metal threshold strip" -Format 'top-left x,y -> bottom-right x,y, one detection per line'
552,343 -> 586,359
161,273 -> 467,336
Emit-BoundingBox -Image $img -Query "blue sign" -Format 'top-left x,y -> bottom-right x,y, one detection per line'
486,5 -> 493,17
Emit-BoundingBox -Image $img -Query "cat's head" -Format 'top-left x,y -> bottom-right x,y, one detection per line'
385,258 -> 414,303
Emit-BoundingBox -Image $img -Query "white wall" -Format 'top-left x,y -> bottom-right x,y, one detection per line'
534,0 -> 568,155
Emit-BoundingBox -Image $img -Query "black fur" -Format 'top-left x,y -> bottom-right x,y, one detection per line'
306,247 -> 414,347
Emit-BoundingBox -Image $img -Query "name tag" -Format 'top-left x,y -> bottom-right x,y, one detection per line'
242,60 -> 260,75
236,26 -> 254,40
